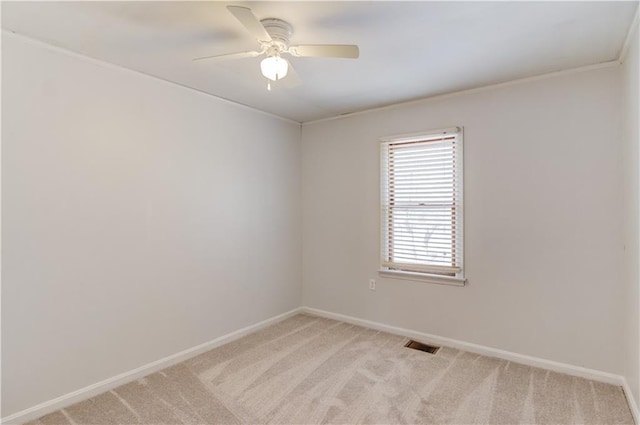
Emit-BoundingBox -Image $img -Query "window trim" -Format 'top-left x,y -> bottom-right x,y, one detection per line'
378,269 -> 466,286
379,126 -> 465,286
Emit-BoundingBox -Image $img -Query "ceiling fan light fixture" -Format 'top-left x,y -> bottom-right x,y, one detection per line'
260,55 -> 288,81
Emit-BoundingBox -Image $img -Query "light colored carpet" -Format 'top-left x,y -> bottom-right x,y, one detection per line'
25,314 -> 633,424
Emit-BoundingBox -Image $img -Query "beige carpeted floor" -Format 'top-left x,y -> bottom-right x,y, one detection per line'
26,314 -> 633,424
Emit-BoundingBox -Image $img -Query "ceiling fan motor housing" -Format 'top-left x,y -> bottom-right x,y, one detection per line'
260,18 -> 293,51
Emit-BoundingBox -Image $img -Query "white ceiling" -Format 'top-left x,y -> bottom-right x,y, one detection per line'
2,1 -> 637,123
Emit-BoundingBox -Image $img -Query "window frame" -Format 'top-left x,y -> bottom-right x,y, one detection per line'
378,127 -> 466,286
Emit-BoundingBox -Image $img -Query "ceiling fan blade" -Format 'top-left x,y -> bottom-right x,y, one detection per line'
288,44 -> 359,59
227,5 -> 272,43
192,50 -> 261,62
282,60 -> 302,88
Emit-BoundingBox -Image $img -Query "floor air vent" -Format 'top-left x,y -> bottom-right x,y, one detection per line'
405,340 -> 440,354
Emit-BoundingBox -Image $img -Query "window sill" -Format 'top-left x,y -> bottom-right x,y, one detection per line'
378,269 -> 467,287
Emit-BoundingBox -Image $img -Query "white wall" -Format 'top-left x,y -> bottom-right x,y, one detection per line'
1,34 -> 301,417
622,18 -> 640,407
301,65 -> 624,374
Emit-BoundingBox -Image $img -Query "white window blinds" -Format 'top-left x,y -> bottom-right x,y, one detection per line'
381,128 -> 463,277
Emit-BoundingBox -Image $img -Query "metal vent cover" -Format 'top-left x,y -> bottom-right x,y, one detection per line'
405,340 -> 440,354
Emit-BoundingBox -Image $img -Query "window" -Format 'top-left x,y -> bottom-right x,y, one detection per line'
380,127 -> 464,285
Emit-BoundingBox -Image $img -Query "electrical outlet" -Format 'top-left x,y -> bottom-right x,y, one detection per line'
369,279 -> 376,291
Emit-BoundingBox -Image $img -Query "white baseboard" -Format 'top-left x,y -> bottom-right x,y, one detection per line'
623,379 -> 640,425
1,308 -> 303,425
301,306 -> 625,386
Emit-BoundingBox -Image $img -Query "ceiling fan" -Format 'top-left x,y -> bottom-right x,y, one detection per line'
193,5 -> 359,89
